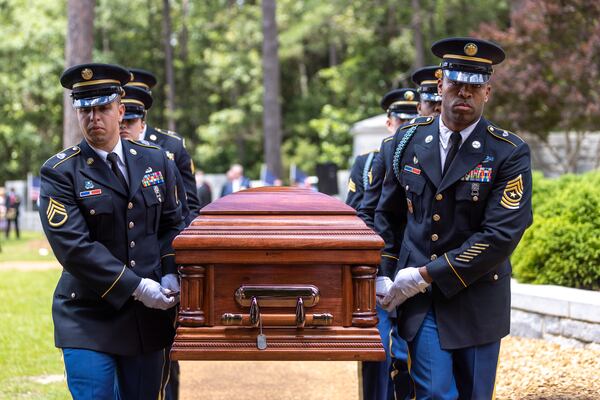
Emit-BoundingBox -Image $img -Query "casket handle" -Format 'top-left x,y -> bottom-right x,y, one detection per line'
234,285 -> 320,308
221,312 -> 333,327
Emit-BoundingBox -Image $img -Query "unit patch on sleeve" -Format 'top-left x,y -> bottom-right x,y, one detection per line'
46,198 -> 68,228
462,164 -> 492,182
142,171 -> 165,187
500,174 -> 524,209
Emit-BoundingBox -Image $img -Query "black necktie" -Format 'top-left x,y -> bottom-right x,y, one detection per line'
443,131 -> 462,176
107,152 -> 128,191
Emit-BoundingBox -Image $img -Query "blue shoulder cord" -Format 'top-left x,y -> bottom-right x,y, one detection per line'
393,125 -> 418,183
362,151 -> 376,190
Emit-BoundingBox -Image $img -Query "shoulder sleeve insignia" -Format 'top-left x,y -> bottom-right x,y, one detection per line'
487,125 -> 524,147
46,198 -> 68,227
348,178 -> 356,193
500,174 -> 524,209
400,116 -> 434,130
128,139 -> 160,150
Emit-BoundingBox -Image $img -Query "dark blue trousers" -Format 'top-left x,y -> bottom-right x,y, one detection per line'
407,309 -> 501,400
362,305 -> 411,400
62,348 -> 170,400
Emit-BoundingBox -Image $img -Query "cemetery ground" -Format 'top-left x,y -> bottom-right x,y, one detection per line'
0,233 -> 598,399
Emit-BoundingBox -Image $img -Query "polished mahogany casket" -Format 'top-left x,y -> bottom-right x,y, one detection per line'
171,187 -> 385,361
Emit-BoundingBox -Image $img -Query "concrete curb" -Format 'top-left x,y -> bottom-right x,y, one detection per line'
511,279 -> 600,348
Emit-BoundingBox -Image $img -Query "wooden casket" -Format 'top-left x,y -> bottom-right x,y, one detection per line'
171,187 -> 385,361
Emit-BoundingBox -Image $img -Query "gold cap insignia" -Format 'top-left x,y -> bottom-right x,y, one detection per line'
464,43 -> 478,56
81,68 -> 93,80
404,91 -> 415,101
47,198 -> 68,228
500,174 -> 524,210
435,69 -> 443,79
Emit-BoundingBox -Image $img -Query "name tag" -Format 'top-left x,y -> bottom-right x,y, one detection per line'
404,165 -> 421,175
79,189 -> 102,198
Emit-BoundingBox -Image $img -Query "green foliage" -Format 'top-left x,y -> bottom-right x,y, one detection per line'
0,0 -> 65,181
512,171 -> 600,289
0,269 -> 68,399
0,0 -> 510,182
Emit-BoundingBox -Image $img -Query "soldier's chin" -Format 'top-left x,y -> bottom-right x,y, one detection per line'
120,132 -> 133,140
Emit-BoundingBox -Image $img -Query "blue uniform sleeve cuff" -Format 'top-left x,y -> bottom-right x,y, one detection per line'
426,254 -> 468,299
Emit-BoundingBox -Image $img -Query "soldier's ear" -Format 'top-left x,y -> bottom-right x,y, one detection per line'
484,84 -> 491,103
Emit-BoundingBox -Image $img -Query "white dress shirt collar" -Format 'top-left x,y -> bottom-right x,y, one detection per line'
90,138 -> 126,166
439,116 -> 480,150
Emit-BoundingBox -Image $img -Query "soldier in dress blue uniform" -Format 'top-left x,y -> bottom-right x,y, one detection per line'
411,66 -> 443,118
376,38 -> 533,399
119,85 -> 193,225
353,88 -> 419,400
39,63 -> 184,399
125,68 -> 201,220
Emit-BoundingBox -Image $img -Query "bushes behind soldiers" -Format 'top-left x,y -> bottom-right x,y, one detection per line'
511,171 -> 600,290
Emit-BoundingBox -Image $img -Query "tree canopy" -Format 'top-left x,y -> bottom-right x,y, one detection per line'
1,0 -> 511,182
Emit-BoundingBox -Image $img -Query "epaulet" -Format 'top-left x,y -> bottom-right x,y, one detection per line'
487,125 -> 524,147
359,149 -> 380,156
128,139 -> 160,150
45,146 -> 81,169
399,116 -> 434,130
383,135 -> 394,143
155,127 -> 182,141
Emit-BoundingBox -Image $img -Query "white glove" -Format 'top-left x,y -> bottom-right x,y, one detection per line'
375,276 -> 393,305
161,274 -> 180,293
381,267 -> 430,312
133,278 -> 177,310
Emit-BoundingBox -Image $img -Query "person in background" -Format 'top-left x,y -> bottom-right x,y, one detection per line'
5,187 -> 21,239
220,164 -> 251,197
195,170 -> 212,209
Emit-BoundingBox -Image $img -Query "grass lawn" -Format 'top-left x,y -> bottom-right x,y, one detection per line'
0,269 -> 69,399
0,231 -> 56,263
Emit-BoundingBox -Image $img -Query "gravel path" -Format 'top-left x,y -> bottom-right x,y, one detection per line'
179,336 -> 600,399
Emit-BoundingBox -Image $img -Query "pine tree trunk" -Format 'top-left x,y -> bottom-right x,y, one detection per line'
63,0 -> 95,147
411,0 -> 425,69
162,0 -> 176,131
262,0 -> 282,179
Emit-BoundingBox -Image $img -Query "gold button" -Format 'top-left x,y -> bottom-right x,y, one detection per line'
130,260 -> 136,268
435,193 -> 443,201
128,202 -> 133,209
431,234 -> 439,241
128,221 -> 134,229
433,214 -> 441,222
130,241 -> 135,248
430,254 -> 437,260
70,292 -> 76,299
89,209 -> 96,215
493,273 -> 499,281
473,196 -> 479,202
